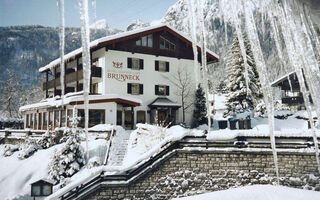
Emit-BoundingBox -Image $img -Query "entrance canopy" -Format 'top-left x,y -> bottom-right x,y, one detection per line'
148,97 -> 181,109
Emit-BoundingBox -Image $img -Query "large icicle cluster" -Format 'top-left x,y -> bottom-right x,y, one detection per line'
218,0 -> 320,176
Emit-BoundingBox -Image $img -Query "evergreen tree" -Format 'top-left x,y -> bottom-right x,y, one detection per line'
224,36 -> 263,117
192,84 -> 207,127
48,116 -> 85,185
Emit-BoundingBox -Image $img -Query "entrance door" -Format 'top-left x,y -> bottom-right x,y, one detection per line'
158,109 -> 168,124
124,110 -> 133,128
117,110 -> 122,126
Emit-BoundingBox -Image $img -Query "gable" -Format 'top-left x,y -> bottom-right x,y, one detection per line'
97,26 -> 217,63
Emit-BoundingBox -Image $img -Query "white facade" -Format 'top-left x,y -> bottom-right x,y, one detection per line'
20,24 -> 218,130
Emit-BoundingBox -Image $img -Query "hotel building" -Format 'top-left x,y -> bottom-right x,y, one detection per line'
19,24 -> 219,130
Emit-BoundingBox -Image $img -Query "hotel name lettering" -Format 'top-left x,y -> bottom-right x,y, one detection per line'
107,72 -> 140,82
108,61 -> 140,82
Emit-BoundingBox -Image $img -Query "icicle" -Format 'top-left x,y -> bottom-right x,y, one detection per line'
298,3 -> 320,127
57,0 -> 65,105
243,0 -> 279,183
195,0 -> 211,132
274,0 -> 320,173
78,0 -> 91,162
229,1 -> 250,97
267,10 -> 287,73
187,0 -> 200,88
92,0 -> 97,26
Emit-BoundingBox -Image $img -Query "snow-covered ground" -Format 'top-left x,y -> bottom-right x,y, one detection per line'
0,113 -> 319,199
173,185 -> 320,200
0,139 -> 107,200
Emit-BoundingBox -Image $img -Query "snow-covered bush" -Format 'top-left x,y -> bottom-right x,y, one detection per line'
48,116 -> 85,185
254,100 -> 266,117
88,156 -> 101,169
2,144 -> 20,157
37,129 -> 55,149
17,137 -> 39,159
127,124 -> 168,157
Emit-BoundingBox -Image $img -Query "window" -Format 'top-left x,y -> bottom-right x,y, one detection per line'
155,61 -> 169,72
43,112 -> 48,129
89,110 -> 105,127
137,111 -> 146,123
61,110 -> 66,127
30,113 -> 34,129
78,109 -> 105,128
38,113 -> 42,130
160,36 -> 175,51
155,85 -> 169,96
31,185 -> 41,196
67,109 -> 73,127
91,83 -> 99,94
136,34 -> 153,47
127,58 -> 143,70
42,185 -> 52,196
127,83 -> 143,95
26,114 -> 29,128
54,111 -> 60,127
49,112 -> 53,129
34,113 -> 38,129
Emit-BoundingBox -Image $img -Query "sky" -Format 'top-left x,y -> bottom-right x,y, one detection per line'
0,0 -> 177,30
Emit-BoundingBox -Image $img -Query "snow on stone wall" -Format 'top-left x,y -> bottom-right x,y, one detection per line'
82,150 -> 319,200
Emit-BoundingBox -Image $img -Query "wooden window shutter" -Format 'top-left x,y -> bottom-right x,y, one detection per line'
155,85 -> 159,95
140,59 -> 144,69
155,61 -> 159,71
127,83 -> 132,94
127,58 -> 132,68
166,62 -> 169,72
166,86 -> 170,96
139,84 -> 143,94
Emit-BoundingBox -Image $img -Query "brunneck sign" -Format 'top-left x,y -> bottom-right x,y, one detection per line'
107,72 -> 140,82
107,61 -> 140,82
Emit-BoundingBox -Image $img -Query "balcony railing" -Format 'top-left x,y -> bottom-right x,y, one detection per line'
43,66 -> 101,90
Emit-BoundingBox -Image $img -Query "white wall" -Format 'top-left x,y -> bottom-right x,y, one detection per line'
102,50 -> 197,126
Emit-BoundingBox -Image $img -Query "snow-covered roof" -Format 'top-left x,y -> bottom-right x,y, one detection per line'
270,71 -> 295,87
19,94 -> 142,112
39,24 -> 219,72
148,97 -> 181,108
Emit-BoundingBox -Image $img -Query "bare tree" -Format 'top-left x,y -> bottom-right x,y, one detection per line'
0,69 -> 21,118
166,68 -> 193,123
0,69 -> 43,118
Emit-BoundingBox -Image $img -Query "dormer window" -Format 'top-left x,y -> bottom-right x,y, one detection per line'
160,36 -> 175,51
136,34 -> 153,47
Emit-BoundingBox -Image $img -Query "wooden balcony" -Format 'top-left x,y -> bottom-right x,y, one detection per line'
43,66 -> 101,90
281,96 -> 304,105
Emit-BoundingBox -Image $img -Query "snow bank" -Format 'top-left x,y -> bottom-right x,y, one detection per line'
0,139 -> 108,200
88,124 -> 124,133
207,115 -> 319,141
173,185 -> 320,200
123,124 -> 204,166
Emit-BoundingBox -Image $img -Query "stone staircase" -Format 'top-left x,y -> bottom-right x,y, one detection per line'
106,130 -> 131,166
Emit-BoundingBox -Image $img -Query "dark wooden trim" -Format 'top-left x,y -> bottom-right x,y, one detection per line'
69,98 -> 140,107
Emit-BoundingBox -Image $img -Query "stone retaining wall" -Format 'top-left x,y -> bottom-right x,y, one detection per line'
83,150 -> 320,200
